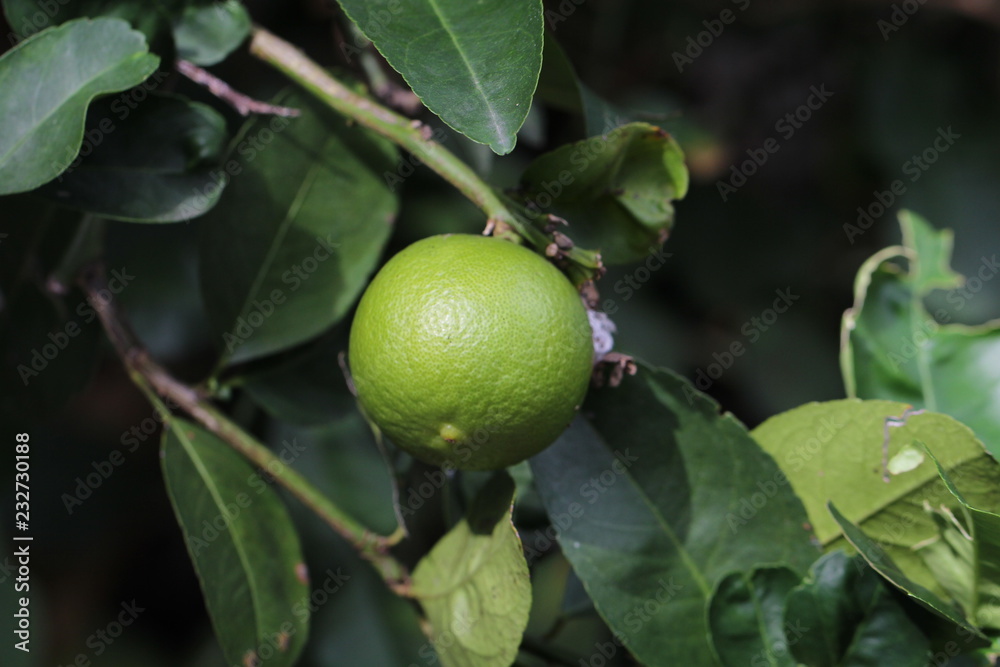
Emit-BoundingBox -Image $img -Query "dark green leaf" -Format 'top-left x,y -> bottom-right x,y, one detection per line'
0,17 -> 160,195
36,93 -> 227,222
708,567 -> 801,667
0,207 -> 102,421
2,0 -> 179,48
173,0 -> 250,66
160,418 -> 310,667
842,210 -> 1000,456
536,34 -> 631,137
335,0 -> 543,154
515,122 -> 688,264
786,551 -> 933,667
751,400 -> 1000,602
198,86 -> 398,366
411,472 -> 531,667
269,416 -> 399,536
828,502 -> 978,635
240,328 -> 355,426
530,366 -> 817,666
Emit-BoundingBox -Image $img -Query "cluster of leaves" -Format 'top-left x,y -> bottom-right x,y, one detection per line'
2,1 -> 1000,667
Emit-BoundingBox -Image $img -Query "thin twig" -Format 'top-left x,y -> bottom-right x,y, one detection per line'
78,261 -> 410,592
176,59 -> 301,117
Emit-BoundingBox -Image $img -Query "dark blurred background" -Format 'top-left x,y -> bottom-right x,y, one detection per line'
2,0 -> 999,664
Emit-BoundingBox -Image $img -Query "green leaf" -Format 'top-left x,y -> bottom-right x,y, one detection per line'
35,93 -> 228,222
2,0 -> 179,48
270,415 -> 399,536
708,567 -> 801,667
536,34 -> 630,137
530,366 -> 818,666
335,0 -> 543,154
173,0 -> 251,66
198,86 -> 398,366
916,451 -> 1000,629
411,472 -> 531,667
841,210 -> 1000,456
828,502 -> 978,635
751,400 -> 1000,600
0,17 -> 160,195
240,328 -> 356,426
160,418 -> 310,667
785,551 -> 932,667
515,122 -> 688,264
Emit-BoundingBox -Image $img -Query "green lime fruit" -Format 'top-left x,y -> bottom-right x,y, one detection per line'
348,233 -> 594,470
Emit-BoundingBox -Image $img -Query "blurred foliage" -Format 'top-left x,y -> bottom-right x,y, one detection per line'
2,0 -> 1000,665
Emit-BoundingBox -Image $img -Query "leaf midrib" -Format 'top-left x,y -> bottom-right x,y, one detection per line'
221,136 -> 330,363
421,0 -> 506,140
171,424 -> 265,647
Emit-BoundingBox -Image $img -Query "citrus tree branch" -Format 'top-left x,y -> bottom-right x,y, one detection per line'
248,26 -> 521,241
78,262 -> 409,592
248,27 -> 604,283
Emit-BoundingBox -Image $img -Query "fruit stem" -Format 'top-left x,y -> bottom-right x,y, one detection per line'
78,261 -> 410,590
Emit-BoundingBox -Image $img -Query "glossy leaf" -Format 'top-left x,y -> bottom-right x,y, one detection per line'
708,567 -> 801,667
530,365 -> 818,666
0,17 -> 160,195
36,93 -> 228,222
410,472 -> 531,667
160,418 -> 310,667
516,122 -> 688,264
335,0 -> 543,154
752,400 -> 1000,600
198,86 -> 398,366
785,551 -> 932,667
841,210 -> 1000,456
173,0 -> 251,66
829,502 -> 977,634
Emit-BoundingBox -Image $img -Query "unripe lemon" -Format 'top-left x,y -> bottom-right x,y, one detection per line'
348,234 -> 594,470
